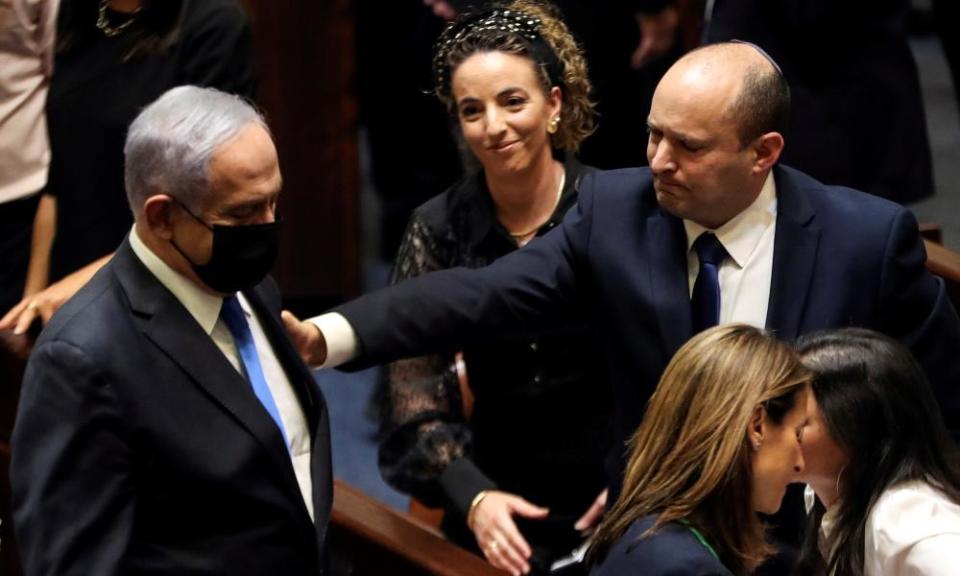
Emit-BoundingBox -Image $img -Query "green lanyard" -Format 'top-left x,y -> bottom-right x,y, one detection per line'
678,519 -> 721,561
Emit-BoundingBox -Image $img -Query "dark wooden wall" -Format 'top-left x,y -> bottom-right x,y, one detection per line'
240,0 -> 362,311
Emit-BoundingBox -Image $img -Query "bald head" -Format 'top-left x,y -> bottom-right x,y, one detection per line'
646,42 -> 788,228
664,42 -> 790,146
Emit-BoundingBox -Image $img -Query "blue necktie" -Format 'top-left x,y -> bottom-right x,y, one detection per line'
691,233 -> 729,334
220,295 -> 289,446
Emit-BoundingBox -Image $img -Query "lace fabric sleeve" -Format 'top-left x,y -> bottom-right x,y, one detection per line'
378,214 -> 480,507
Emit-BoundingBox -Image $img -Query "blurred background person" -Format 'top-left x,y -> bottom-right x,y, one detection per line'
796,328 -> 960,576
708,0 -> 935,204
589,324 -> 812,576
0,0 -> 256,334
636,0 -> 936,205
378,3 -> 611,575
0,0 -> 57,317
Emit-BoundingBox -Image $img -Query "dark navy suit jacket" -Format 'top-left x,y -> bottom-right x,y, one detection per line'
12,239 -> 333,575
589,515 -> 733,576
338,165 -> 960,494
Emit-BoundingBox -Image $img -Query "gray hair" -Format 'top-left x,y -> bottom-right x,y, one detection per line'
124,85 -> 268,213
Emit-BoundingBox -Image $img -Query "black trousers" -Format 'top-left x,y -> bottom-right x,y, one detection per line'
0,194 -> 40,313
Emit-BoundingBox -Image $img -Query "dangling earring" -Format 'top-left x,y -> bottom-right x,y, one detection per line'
547,115 -> 560,134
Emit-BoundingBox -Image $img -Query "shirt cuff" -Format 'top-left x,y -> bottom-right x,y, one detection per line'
439,458 -> 497,519
309,312 -> 358,368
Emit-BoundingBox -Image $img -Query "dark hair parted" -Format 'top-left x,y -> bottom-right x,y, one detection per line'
57,0 -> 184,60
589,324 -> 811,574
794,328 -> 960,576
432,0 -> 595,152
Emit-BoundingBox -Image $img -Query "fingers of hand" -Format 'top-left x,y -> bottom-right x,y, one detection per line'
482,533 -> 529,576
12,300 -> 39,335
280,310 -> 299,334
574,489 -> 608,531
474,496 -> 533,575
506,495 -> 549,519
495,512 -> 533,561
280,311 -> 310,348
0,298 -> 30,331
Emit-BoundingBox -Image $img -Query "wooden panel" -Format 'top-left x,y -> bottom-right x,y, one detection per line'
241,0 -> 361,308
919,222 -> 943,244
330,480 -> 504,576
925,239 -> 960,311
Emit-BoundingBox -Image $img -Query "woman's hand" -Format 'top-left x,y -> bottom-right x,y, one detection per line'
0,254 -> 110,334
469,490 -> 548,576
573,488 -> 607,536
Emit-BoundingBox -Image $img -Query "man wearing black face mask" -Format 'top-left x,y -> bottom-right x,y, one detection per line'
11,86 -> 333,576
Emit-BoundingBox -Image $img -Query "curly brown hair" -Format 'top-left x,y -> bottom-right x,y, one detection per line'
433,0 -> 595,152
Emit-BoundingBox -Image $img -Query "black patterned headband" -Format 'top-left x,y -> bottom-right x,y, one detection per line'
433,8 -> 564,99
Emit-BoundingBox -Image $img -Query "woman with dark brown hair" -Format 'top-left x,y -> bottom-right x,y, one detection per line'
590,324 -> 812,575
795,328 -> 960,576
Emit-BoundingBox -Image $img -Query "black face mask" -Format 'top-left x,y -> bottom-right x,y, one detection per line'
170,200 -> 280,293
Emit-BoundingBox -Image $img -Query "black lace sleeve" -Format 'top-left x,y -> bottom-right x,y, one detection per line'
378,214 -> 486,508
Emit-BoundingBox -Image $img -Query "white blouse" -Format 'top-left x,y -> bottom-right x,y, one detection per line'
806,481 -> 960,575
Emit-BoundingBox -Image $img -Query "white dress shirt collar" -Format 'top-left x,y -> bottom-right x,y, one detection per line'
129,226 -> 223,334
683,172 -> 777,267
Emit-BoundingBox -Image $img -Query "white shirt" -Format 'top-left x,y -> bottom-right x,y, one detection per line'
683,172 -> 777,329
310,172 -> 779,367
806,482 -> 960,575
0,0 -> 58,203
130,229 -> 315,520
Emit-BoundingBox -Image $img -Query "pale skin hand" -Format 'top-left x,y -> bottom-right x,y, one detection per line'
470,491 -> 549,576
280,310 -> 327,366
631,6 -> 680,69
0,254 -> 111,335
573,488 -> 607,536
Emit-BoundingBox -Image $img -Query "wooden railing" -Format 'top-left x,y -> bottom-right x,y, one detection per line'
925,239 -> 960,310
330,480 -> 503,576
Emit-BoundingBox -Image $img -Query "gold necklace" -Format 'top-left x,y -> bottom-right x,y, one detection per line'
96,0 -> 143,37
507,169 -> 566,241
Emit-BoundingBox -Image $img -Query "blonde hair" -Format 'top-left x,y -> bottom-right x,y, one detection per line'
590,325 -> 812,573
432,0 -> 595,152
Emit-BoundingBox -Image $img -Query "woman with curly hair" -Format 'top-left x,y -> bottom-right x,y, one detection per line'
377,2 -> 609,575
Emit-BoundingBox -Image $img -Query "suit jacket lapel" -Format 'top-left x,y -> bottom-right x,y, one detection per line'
244,286 -> 325,430
647,209 -> 693,359
112,241 -> 309,517
766,167 -> 821,341
245,283 -> 333,540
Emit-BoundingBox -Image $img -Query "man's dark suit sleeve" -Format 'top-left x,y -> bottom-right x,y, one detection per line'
877,207 -> 960,435
336,172 -> 600,368
12,341 -> 135,576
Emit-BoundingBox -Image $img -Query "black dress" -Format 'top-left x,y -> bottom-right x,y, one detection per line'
45,0 -> 256,281
379,159 -> 612,574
